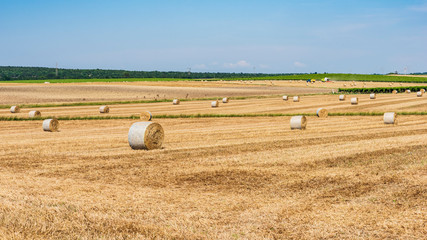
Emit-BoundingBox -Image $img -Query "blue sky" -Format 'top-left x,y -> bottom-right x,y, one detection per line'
1,0 -> 426,73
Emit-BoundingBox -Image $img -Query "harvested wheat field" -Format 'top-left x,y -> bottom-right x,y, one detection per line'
0,115 -> 426,239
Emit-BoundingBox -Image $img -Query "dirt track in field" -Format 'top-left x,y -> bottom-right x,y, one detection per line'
0,116 -> 426,239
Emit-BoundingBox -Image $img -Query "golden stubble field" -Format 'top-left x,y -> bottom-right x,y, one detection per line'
0,81 -> 426,239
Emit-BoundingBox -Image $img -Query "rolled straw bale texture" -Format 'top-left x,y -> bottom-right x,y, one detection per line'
99,106 -> 109,113
29,110 -> 41,118
405,90 -> 411,93
42,119 -> 59,132
417,91 -> 423,97
222,97 -> 229,103
128,122 -> 164,150
211,100 -> 219,108
384,112 -> 397,125
293,96 -> 300,102
316,108 -> 328,118
173,99 -> 180,105
140,111 -> 152,121
339,95 -> 346,101
392,90 -> 398,94
351,97 -> 358,105
370,93 -> 376,99
282,95 -> 288,101
290,116 -> 307,130
10,106 -> 20,113
421,89 -> 425,93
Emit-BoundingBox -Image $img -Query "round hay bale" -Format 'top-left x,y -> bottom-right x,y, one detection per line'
392,90 -> 398,94
282,95 -> 288,101
421,89 -> 425,93
42,118 -> 59,132
405,89 -> 411,93
350,97 -> 358,105
343,84 -> 347,87
128,122 -> 164,150
417,91 -> 423,97
10,106 -> 20,113
290,116 -> 307,130
140,111 -> 152,121
339,95 -> 346,101
99,106 -> 109,113
316,108 -> 328,118
29,110 -> 41,118
370,93 -> 376,99
173,99 -> 180,105
383,112 -> 397,125
293,96 -> 300,102
211,100 -> 219,108
222,97 -> 229,103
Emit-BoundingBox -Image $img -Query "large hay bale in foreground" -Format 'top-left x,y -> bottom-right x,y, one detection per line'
140,111 -> 152,121
293,96 -> 300,102
290,116 -> 307,130
29,110 -> 41,118
384,112 -> 397,125
128,122 -> 164,150
99,106 -> 110,113
282,95 -> 288,101
370,93 -> 376,99
316,108 -> 328,118
10,106 -> 20,113
339,95 -> 346,101
42,118 -> 59,132
222,97 -> 229,103
417,91 -> 423,97
173,99 -> 180,105
211,100 -> 219,108
351,97 -> 358,105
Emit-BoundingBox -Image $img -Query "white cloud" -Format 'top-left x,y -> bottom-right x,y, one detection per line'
294,61 -> 306,68
224,60 -> 251,68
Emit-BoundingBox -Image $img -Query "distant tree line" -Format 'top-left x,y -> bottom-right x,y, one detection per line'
0,66 -> 303,80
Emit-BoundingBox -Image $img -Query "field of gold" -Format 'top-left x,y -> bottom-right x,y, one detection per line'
0,116 -> 426,239
1,92 -> 426,118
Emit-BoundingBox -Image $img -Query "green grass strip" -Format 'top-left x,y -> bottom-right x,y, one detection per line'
1,112 -> 426,121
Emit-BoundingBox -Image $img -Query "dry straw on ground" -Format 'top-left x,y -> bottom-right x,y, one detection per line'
351,97 -> 358,105
128,122 -> 164,150
10,106 -> 20,113
42,118 -> 59,132
383,112 -> 397,125
293,96 -> 300,102
316,108 -> 328,118
211,100 -> 219,108
290,115 -> 307,130
140,111 -> 152,121
99,106 -> 110,113
28,110 -> 41,118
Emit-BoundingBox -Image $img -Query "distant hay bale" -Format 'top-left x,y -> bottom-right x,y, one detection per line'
405,89 -> 411,93
211,100 -> 219,108
128,122 -> 164,150
417,91 -> 423,97
42,118 -> 59,132
290,116 -> 307,130
420,89 -> 425,93
351,97 -> 358,105
99,106 -> 109,113
173,99 -> 180,105
343,84 -> 347,87
28,110 -> 41,118
282,95 -> 288,101
339,94 -> 346,101
293,96 -> 300,102
370,93 -> 376,99
383,112 -> 397,125
10,106 -> 20,113
140,111 -> 152,121
392,90 -> 398,94
316,108 -> 328,118
222,97 -> 229,103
